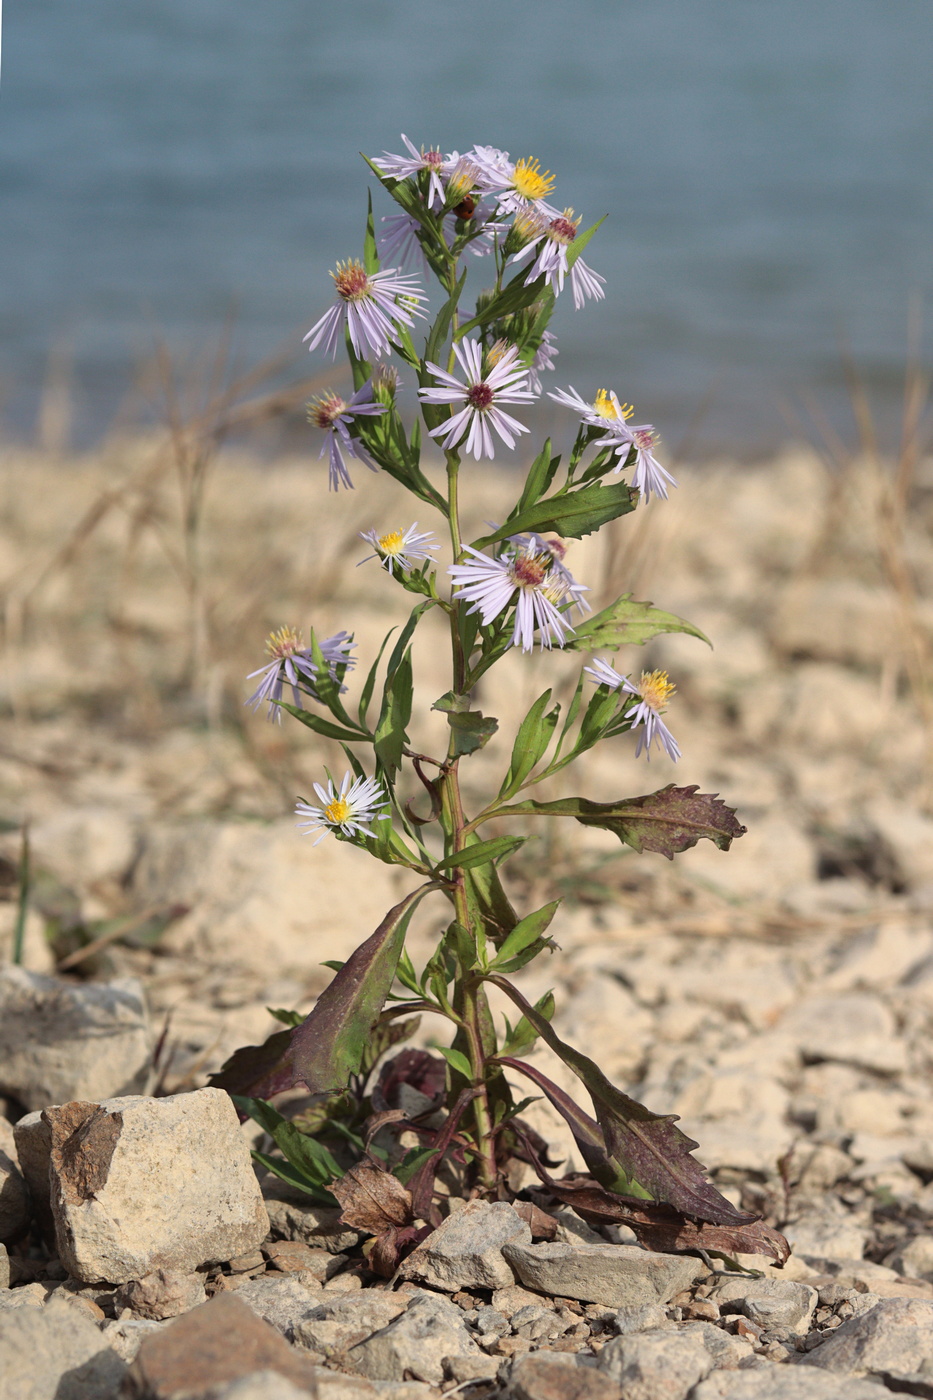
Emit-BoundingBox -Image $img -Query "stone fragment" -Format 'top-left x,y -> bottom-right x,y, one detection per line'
0,966 -> 151,1110
444,1353 -> 502,1384
0,1282 -> 47,1309
785,1212 -> 869,1261
677,1319 -> 755,1369
202,1373 -> 314,1400
124,1294 -> 319,1398
0,1117 -> 31,1244
293,1290 -> 409,1354
692,1369 -> 892,1398
501,1241 -> 706,1309
491,1284 -> 547,1317
712,1276 -> 818,1334
45,1089 -> 269,1284
264,1185 -> 363,1252
510,1303 -> 569,1341
889,1233 -> 933,1279
778,994 -> 907,1074
0,1294 -> 127,1399
400,1200 -> 531,1292
346,1289 -> 481,1384
11,1109 -> 54,1238
313,1374 -> 380,1400
264,1239 -> 345,1279
609,1303 -> 669,1334
596,1328 -> 712,1400
802,1296 -> 933,1377
509,1351 -> 622,1400
233,1274 -> 323,1341
228,1250 -> 266,1274
473,1304 -> 509,1336
99,1316 -> 167,1363
115,1268 -> 206,1320
0,1242 -> 8,1289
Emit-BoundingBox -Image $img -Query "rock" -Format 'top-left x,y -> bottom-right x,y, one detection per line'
0,966 -> 151,1110
889,1233 -> 933,1279
692,1368 -> 895,1398
871,799 -> 933,890
802,1296 -> 933,1377
0,1294 -> 127,1399
399,1201 -> 531,1292
444,1353 -> 502,1384
124,1294 -> 319,1398
784,1211 -> 869,1261
233,1274 -> 323,1341
712,1277 -> 818,1334
0,1116 -> 31,1243
677,1319 -> 756,1368
99,1316 -> 167,1362
313,1374 -> 381,1400
491,1284 -> 548,1317
12,1109 -> 54,1238
115,1268 -> 207,1320
610,1303 -> 669,1334
264,1240 -> 344,1279
346,1290 -> 481,1385
293,1291 -> 409,1354
474,1305 -> 510,1337
264,1185 -> 363,1253
0,1243 -> 8,1290
778,994 -> 907,1075
200,1373 -> 314,1400
0,1282 -> 47,1309
509,1351 -> 622,1400
596,1328 -> 713,1400
45,1089 -> 269,1283
510,1303 -> 569,1341
501,1241 -> 706,1309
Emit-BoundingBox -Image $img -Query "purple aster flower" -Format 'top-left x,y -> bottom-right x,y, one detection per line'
624,425 -> 678,502
246,627 -> 355,723
509,209 -> 605,309
468,147 -> 560,219
418,337 -> 537,460
528,331 -> 558,394
303,260 -> 427,361
296,770 -> 388,846
375,136 -> 451,210
377,214 -> 428,272
548,387 -> 678,501
307,380 -> 386,491
358,522 -> 440,575
448,536 -> 587,652
584,658 -> 681,761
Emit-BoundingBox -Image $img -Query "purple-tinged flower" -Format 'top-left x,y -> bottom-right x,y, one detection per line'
307,380 -> 386,491
375,135 -> 449,209
296,770 -> 388,845
468,148 -> 560,219
418,338 -> 537,460
358,523 -> 439,575
246,627 -> 355,722
624,425 -> 677,502
584,658 -> 681,761
378,214 -> 428,272
509,209 -> 605,309
303,260 -> 427,361
548,385 -> 633,429
548,387 -> 678,501
448,536 -> 587,652
528,331 -> 559,394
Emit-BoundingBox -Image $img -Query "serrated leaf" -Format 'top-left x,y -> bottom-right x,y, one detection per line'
435,835 -> 528,873
474,480 -> 636,549
568,594 -> 711,651
495,786 -> 746,859
446,710 -> 499,758
489,981 -> 756,1227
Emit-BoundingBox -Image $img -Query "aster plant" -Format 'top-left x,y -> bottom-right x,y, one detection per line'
214,140 -> 788,1271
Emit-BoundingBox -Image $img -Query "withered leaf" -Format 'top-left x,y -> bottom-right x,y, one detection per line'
512,1201 -> 559,1240
330,1159 -> 414,1234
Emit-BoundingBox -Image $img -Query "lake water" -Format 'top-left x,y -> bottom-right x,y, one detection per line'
1,0 -> 932,453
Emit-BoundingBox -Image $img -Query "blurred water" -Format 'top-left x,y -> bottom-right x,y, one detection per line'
1,0 -> 932,452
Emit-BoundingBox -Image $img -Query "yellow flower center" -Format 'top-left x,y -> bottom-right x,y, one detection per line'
324,797 -> 352,825
638,670 -> 676,712
265,625 -> 303,660
512,157 -> 555,202
593,390 -> 634,422
377,529 -> 405,555
332,259 -> 370,302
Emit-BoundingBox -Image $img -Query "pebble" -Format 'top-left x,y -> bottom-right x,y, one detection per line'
501,1241 -> 706,1310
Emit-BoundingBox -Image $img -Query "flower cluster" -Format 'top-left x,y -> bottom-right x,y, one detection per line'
549,386 -> 677,501
246,627 -> 355,722
449,533 -> 589,653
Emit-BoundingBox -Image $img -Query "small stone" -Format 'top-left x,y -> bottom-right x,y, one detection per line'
444,1353 -> 501,1384
0,966 -> 151,1111
264,1240 -> 345,1279
609,1303 -> 669,1335
510,1304 -> 569,1341
712,1277 -> 818,1335
491,1284 -> 547,1317
400,1200 -> 532,1292
124,1294 -> 319,1397
55,1290 -> 106,1321
292,1291 -> 409,1354
263,1184 -> 362,1253
693,1367 -> 905,1397
0,1244 -> 8,1290
677,1319 -> 755,1369
501,1241 -> 706,1310
232,1274 -> 323,1341
597,1328 -> 712,1400
229,1251 -> 266,1274
11,1111 -> 54,1240
99,1316 -> 167,1362
473,1305 -> 509,1337
313,1373 -> 380,1400
802,1295 -> 933,1376
322,1270 -> 362,1295
0,1294 -> 127,1399
346,1290 -> 481,1385
115,1268 -> 206,1320
509,1351 -> 622,1400
45,1089 -> 269,1284
197,1373 -> 314,1400
889,1233 -> 933,1280
684,1297 -> 721,1321
495,1335 -> 534,1358
785,1212 -> 869,1261
0,1282 -> 46,1310
0,1119 -> 31,1245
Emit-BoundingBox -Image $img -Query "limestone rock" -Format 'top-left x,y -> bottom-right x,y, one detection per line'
802,1296 -> 933,1377
0,1282 -> 46,1309
889,1233 -> 933,1280
0,967 -> 151,1111
115,1268 -> 206,1320
610,1303 -> 669,1334
510,1351 -> 622,1400
0,1116 -> 30,1243
501,1241 -> 706,1309
99,1316 -> 167,1363
712,1276 -> 818,1334
12,1109 -> 54,1239
124,1294 -> 319,1398
232,1273 -> 324,1342
692,1367 -> 896,1398
203,1374 -> 315,1400
596,1328 -> 713,1400
0,1243 -> 8,1290
293,1291 -> 409,1354
264,1184 -> 363,1253
346,1290 -> 481,1385
46,1089 -> 269,1283
778,994 -> 907,1075
399,1200 -> 531,1292
0,1294 -> 127,1399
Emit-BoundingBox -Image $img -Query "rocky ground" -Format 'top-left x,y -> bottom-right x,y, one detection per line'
2,435 -> 933,1398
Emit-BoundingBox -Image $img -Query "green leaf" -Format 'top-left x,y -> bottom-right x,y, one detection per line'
435,1046 -> 473,1081
500,992 -> 556,1057
359,627 -> 396,728
436,835 -> 528,873
267,1008 -> 303,1028
250,1150 -> 335,1204
568,594 -> 711,651
280,704 -> 368,745
565,215 -> 606,270
494,786 -> 747,859
513,440 -> 562,517
423,267 -> 468,371
490,900 -> 560,966
234,1096 -> 343,1189
455,271 -> 549,340
448,711 -> 499,757
363,190 -> 380,275
488,982 -> 756,1226
500,690 -> 559,796
373,645 -> 413,778
473,480 -> 636,549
